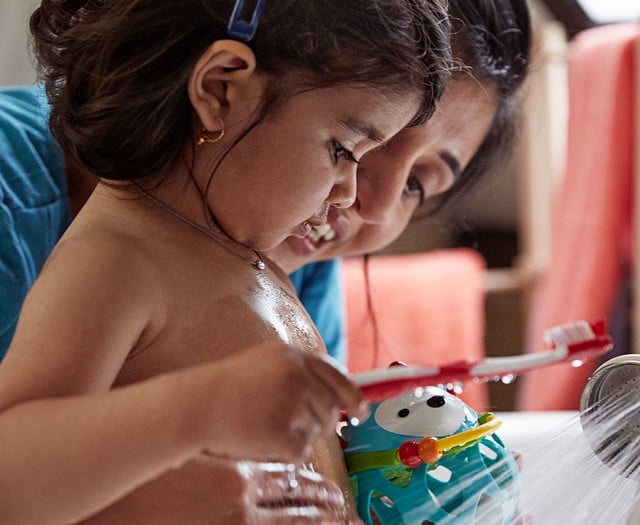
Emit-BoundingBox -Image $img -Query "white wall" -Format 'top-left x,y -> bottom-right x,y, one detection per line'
0,0 -> 38,86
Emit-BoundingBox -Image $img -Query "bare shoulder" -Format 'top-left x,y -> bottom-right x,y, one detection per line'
42,224 -> 165,311
45,225 -> 164,290
0,225 -> 167,398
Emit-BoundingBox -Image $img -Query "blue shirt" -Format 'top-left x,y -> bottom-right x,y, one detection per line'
0,85 -> 70,358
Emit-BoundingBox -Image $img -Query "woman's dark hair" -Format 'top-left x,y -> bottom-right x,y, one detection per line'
30,0 -> 451,181
428,0 -> 532,211
364,0 -> 531,365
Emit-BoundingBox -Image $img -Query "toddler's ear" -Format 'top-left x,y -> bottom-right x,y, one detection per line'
188,40 -> 260,132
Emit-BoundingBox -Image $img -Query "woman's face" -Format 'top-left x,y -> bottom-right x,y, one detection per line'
268,79 -> 498,270
204,84 -> 421,252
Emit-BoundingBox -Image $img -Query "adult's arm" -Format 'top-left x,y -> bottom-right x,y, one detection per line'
0,85 -> 69,358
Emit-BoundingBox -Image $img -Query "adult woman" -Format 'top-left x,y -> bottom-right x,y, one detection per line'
282,0 -> 532,363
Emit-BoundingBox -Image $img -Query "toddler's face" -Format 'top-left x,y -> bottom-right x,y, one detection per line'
269,79 -> 498,270
204,84 -> 421,252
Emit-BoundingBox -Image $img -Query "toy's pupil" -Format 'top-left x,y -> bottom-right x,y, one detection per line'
427,395 -> 445,408
397,408 -> 410,418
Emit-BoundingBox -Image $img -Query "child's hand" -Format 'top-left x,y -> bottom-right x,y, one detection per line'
192,343 -> 369,463
99,456 -> 362,523
233,460 -> 362,524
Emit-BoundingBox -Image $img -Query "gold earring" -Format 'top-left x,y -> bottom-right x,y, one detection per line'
197,116 -> 225,145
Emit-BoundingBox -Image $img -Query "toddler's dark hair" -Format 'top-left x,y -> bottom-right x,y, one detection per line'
30,0 -> 452,181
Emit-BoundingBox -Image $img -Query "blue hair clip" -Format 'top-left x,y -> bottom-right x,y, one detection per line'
227,0 -> 265,42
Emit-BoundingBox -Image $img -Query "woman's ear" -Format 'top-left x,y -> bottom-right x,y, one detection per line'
188,40 -> 259,132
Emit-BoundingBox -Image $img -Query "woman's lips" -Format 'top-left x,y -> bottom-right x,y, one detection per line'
325,210 -> 350,244
305,212 -> 350,248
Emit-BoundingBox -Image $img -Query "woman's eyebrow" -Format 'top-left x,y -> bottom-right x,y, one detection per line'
439,151 -> 462,180
338,119 -> 386,144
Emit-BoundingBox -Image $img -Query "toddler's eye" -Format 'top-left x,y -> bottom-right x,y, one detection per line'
404,176 -> 425,204
332,140 -> 359,164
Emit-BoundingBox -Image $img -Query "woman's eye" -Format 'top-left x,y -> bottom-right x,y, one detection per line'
332,140 -> 359,165
404,176 -> 425,204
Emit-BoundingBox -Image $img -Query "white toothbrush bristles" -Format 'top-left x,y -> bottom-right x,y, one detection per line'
543,320 -> 595,348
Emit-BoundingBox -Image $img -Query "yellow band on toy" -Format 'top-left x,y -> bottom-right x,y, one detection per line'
418,413 -> 502,463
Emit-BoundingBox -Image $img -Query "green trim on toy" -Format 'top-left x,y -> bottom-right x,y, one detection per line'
346,412 -> 500,475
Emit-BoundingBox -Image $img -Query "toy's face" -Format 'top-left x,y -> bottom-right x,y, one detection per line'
374,386 -> 467,437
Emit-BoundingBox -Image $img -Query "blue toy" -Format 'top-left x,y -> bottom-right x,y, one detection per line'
340,385 -> 520,525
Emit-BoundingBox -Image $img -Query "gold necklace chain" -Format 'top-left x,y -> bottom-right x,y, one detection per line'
139,188 -> 266,271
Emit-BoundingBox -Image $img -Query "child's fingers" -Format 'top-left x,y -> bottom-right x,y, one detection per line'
243,462 -> 357,524
201,458 -> 357,524
285,412 -> 322,460
302,353 -> 369,423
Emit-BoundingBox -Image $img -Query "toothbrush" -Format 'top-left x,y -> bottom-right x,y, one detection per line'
354,319 -> 613,402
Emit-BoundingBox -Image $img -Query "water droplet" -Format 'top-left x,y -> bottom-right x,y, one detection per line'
447,381 -> 465,395
501,374 -> 516,385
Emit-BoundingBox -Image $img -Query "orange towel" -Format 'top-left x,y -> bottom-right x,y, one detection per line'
518,23 -> 639,410
342,249 -> 488,411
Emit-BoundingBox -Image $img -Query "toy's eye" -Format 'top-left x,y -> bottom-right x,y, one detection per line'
374,386 -> 466,437
427,395 -> 445,408
397,408 -> 410,418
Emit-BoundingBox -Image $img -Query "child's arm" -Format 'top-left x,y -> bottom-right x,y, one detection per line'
0,368 -> 201,523
0,238 -> 366,523
0,349 -> 364,524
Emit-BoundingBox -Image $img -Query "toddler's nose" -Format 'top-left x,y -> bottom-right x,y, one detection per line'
327,171 -> 357,209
